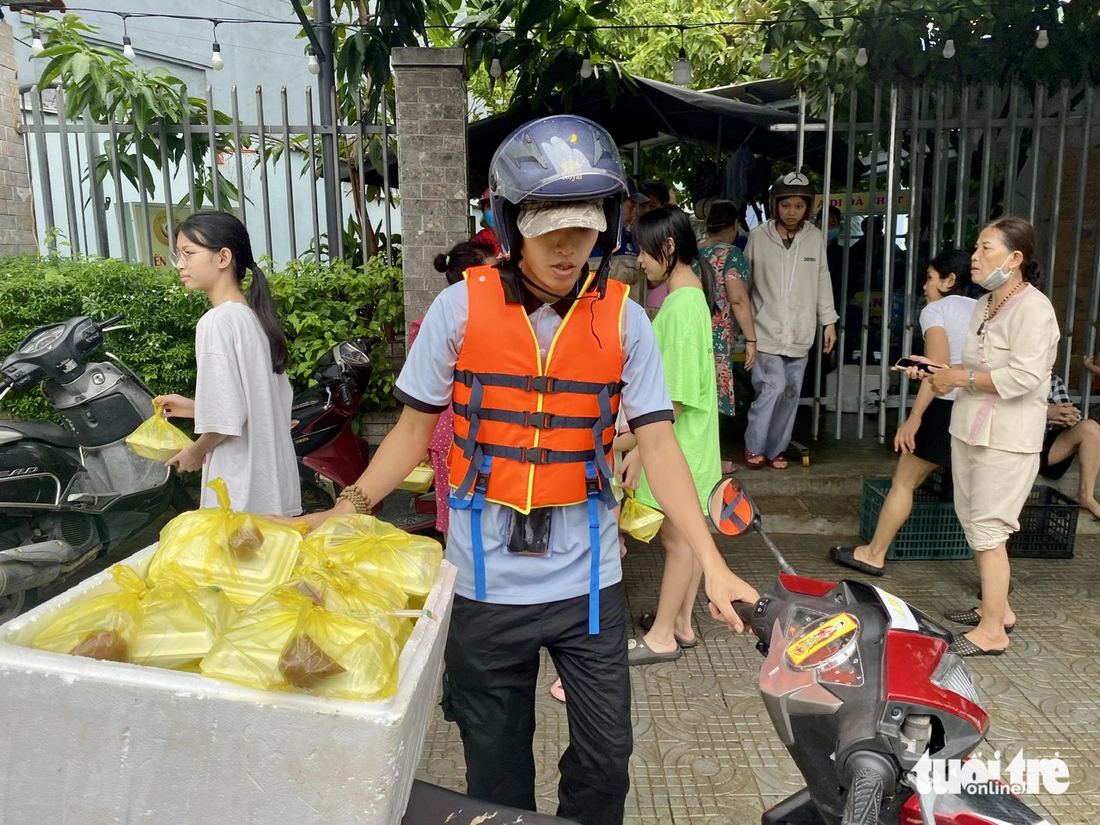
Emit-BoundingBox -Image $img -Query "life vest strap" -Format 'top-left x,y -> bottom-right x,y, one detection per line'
453,434 -> 614,466
455,369 -> 623,397
452,403 -> 601,430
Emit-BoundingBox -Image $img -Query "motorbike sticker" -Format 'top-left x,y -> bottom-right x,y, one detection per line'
785,612 -> 858,667
873,585 -> 920,631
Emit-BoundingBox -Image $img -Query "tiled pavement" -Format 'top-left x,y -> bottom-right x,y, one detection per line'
416,530 -> 1100,824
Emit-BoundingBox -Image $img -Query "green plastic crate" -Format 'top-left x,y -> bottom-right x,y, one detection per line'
860,478 -> 973,561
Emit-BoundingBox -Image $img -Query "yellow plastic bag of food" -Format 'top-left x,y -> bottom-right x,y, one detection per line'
131,578 -> 238,670
273,562 -> 409,641
200,588 -> 400,701
32,566 -> 147,662
148,478 -> 305,606
302,515 -> 442,601
397,462 -> 435,493
619,489 -> 664,542
126,399 -> 193,462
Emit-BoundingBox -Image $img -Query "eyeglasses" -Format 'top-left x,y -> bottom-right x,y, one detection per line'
169,247 -> 211,267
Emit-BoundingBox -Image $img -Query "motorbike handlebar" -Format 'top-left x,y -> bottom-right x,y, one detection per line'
338,382 -> 353,406
97,313 -> 126,330
733,600 -> 755,627
841,752 -> 894,825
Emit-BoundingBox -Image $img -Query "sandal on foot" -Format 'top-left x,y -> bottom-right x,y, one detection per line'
721,459 -> 739,475
828,546 -> 886,577
944,608 -> 1015,634
744,449 -> 767,470
948,636 -> 1007,657
549,678 -> 566,703
768,454 -> 790,470
638,612 -> 698,648
628,634 -> 683,666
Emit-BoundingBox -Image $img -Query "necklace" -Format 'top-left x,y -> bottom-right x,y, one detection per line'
977,281 -> 1024,336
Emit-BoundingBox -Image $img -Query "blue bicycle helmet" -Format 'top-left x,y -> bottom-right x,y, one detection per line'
488,115 -> 628,294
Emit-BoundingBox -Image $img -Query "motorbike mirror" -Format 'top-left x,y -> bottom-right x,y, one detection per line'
707,477 -> 758,537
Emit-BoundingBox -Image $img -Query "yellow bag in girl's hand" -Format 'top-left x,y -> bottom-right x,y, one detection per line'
126,399 -> 193,462
618,490 -> 664,543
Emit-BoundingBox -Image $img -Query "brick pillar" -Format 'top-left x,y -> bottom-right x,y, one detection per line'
391,48 -> 469,332
0,21 -> 36,255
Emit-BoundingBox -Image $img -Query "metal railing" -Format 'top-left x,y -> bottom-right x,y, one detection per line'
775,81 -> 1100,442
20,83 -> 397,270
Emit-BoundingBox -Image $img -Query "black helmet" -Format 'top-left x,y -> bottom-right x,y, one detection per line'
769,172 -> 815,217
488,115 -> 628,264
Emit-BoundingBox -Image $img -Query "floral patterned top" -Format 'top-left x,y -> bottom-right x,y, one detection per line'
700,242 -> 750,417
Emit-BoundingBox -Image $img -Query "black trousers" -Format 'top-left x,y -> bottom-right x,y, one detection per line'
441,585 -> 631,825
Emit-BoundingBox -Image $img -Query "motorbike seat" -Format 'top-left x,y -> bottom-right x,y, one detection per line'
0,420 -> 78,449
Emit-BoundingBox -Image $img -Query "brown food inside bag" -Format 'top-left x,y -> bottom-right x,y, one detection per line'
228,517 -> 265,561
71,630 -> 130,662
288,580 -> 325,607
280,633 -> 346,689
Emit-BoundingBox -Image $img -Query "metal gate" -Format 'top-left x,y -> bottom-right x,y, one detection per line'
776,82 -> 1100,442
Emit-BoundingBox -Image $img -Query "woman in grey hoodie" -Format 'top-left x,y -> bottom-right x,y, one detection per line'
743,173 -> 838,469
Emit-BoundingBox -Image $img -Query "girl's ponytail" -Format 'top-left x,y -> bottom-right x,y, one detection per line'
694,254 -> 720,316
246,263 -> 289,374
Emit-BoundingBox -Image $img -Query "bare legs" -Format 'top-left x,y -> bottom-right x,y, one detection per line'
965,544 -> 1015,651
853,453 -> 937,569
642,517 -> 701,654
1046,420 -> 1100,519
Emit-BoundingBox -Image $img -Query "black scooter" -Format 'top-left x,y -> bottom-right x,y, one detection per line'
0,314 -> 192,622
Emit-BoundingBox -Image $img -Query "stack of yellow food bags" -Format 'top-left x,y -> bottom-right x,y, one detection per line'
29,480 -> 445,702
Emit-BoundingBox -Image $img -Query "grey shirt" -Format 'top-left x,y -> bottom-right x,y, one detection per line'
395,278 -> 673,604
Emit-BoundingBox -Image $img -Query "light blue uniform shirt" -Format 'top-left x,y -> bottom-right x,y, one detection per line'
395,278 -> 673,605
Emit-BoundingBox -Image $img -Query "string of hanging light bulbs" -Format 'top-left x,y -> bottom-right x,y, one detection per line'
15,2 -> 1055,82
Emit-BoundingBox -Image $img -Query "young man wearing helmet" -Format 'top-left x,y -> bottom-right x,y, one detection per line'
743,172 -> 839,470
290,115 -> 758,825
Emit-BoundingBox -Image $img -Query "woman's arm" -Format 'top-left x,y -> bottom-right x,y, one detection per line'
633,420 -> 759,631
895,326 -> 948,452
725,276 -> 757,370
166,432 -> 227,472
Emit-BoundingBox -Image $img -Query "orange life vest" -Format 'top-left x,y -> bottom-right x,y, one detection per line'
448,265 -> 628,513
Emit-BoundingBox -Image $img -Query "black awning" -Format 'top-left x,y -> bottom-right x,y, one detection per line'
364,72 -> 844,192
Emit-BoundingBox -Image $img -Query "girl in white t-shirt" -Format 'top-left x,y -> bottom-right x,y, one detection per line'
829,248 -> 977,575
157,212 -> 301,516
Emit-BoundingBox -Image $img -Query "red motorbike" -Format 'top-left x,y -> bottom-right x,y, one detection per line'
709,478 -> 1053,825
291,337 -> 436,532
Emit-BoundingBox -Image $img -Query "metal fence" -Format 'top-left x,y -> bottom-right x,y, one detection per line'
20,83 -> 397,271
776,82 -> 1100,442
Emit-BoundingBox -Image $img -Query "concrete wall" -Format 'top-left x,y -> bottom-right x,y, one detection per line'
0,21 -> 37,256
391,48 -> 469,329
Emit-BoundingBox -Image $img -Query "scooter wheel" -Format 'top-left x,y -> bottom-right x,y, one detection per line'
0,590 -> 27,624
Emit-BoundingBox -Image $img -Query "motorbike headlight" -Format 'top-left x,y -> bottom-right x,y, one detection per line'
930,651 -> 982,707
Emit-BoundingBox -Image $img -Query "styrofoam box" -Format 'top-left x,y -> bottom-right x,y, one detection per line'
0,544 -> 458,825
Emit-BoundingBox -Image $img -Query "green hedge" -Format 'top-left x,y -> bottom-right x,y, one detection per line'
0,254 -> 403,422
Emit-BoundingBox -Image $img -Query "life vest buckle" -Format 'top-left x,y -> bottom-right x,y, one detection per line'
474,469 -> 491,493
525,375 -> 555,393
522,446 -> 550,464
585,475 -> 601,497
524,411 -> 552,429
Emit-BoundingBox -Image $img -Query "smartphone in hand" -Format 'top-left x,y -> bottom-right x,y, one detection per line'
892,357 -> 946,374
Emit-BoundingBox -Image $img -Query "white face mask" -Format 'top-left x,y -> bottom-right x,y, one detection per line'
978,255 -> 1014,291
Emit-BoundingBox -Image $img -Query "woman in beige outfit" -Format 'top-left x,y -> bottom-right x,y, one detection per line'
922,217 -> 1059,656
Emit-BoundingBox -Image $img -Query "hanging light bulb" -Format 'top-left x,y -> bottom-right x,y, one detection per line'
307,47 -> 321,75
29,29 -> 44,57
672,28 -> 691,86
209,21 -> 223,71
943,39 -> 956,59
580,50 -> 593,79
1035,29 -> 1049,49
855,46 -> 869,67
489,57 -> 502,78
121,16 -> 134,59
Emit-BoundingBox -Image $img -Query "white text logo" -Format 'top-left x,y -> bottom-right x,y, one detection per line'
913,751 -> 1069,796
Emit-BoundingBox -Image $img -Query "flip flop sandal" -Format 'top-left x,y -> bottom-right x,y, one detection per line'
638,612 -> 698,648
744,449 -> 767,470
549,678 -> 566,703
768,454 -> 790,470
627,634 -> 683,666
721,459 -> 739,475
828,546 -> 886,577
944,608 -> 1015,634
948,636 -> 1007,657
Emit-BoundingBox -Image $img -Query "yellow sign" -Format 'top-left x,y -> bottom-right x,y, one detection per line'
813,191 -> 910,215
131,205 -> 192,268
786,612 -> 857,667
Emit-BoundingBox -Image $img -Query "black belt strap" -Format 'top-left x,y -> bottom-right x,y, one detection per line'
453,434 -> 614,465
455,370 -> 623,396
452,403 -> 600,430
